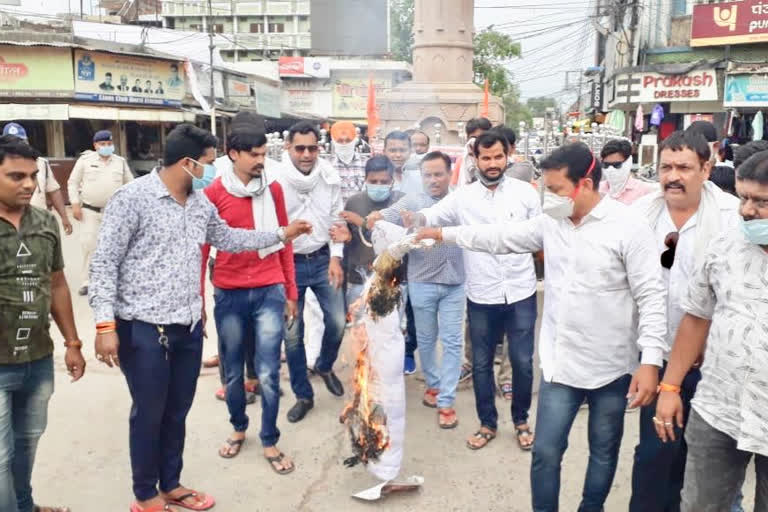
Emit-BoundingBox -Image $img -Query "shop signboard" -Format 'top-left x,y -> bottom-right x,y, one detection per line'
253,81 -> 281,118
0,46 -> 73,98
281,79 -> 332,117
724,73 -> 768,107
227,75 -> 254,107
74,50 -> 185,107
278,57 -> 330,78
692,0 -> 768,47
611,69 -> 718,104
332,77 -> 389,118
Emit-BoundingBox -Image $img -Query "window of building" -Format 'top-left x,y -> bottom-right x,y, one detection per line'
671,0 -> 687,16
268,23 -> 285,32
189,24 -> 201,31
250,23 -> 264,33
213,24 -> 224,33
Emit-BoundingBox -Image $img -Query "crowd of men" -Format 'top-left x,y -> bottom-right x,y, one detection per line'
0,113 -> 767,512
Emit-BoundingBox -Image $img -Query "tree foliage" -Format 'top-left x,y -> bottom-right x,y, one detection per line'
390,0 -> 415,63
526,96 -> 558,117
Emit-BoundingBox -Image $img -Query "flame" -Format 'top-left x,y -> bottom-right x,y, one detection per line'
340,311 -> 390,464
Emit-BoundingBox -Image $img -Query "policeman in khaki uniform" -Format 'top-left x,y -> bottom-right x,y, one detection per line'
67,130 -> 134,295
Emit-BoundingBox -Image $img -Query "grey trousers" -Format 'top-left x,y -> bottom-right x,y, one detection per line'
682,409 -> 768,512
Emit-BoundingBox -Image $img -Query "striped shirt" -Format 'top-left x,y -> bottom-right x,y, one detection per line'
332,153 -> 368,203
380,193 -> 465,285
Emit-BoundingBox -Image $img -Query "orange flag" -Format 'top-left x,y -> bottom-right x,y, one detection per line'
367,76 -> 380,140
481,79 -> 489,118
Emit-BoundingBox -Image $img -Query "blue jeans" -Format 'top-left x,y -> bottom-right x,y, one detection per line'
404,293 -> 417,359
117,319 -> 203,502
214,285 -> 285,447
466,294 -> 536,428
409,282 -> 465,408
284,249 -> 346,400
531,374 -> 631,512
0,356 -> 54,512
630,365 -> 701,512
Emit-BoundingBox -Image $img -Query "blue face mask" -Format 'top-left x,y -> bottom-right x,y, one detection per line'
185,159 -> 216,190
97,145 -> 114,157
741,217 -> 768,245
366,183 -> 392,202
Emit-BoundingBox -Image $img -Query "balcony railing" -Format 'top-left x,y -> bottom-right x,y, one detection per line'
221,32 -> 311,50
163,1 -> 310,17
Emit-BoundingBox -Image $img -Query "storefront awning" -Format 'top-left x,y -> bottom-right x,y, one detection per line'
0,104 -> 69,121
69,105 -> 186,122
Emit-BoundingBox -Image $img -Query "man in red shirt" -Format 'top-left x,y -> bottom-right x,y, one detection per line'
202,129 -> 298,474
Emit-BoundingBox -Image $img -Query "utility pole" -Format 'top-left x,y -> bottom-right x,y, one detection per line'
80,0 -> 83,19
208,0 -> 216,136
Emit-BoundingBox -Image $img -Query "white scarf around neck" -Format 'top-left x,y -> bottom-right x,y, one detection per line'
641,180 -> 726,267
221,165 -> 284,259
280,155 -> 340,194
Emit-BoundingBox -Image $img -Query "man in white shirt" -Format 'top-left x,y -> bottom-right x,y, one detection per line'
416,142 -> 667,512
274,121 -> 346,423
408,132 -> 542,451
629,130 -> 741,512
654,149 -> 768,512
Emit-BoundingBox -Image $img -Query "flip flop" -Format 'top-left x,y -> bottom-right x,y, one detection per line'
501,383 -> 513,401
516,426 -> 535,451
422,388 -> 438,408
34,507 -> 72,512
466,429 -> 496,450
165,491 -> 215,511
438,408 -> 458,429
129,503 -> 170,512
266,452 -> 295,475
218,438 -> 245,459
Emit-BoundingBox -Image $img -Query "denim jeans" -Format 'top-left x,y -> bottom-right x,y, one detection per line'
408,282 -> 465,408
284,249 -> 346,400
404,293 -> 417,359
214,285 -> 285,447
466,294 -> 536,428
630,365 -> 701,512
0,356 -> 54,512
531,374 -> 631,512
117,319 -> 203,501
682,409 -> 768,512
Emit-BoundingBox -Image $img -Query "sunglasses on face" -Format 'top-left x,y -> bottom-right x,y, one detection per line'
293,145 -> 319,154
602,160 -> 626,169
660,231 -> 679,270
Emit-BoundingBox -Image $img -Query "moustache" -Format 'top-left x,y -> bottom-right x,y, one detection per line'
665,182 -> 685,191
484,167 -> 503,175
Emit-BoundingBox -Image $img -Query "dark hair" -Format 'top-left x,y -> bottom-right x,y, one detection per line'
540,142 -> 601,190
105,72 -> 112,77
719,140 -> 734,162
685,120 -> 718,143
473,132 -> 509,157
384,130 -> 411,148
465,117 -> 492,136
659,130 -> 711,164
287,121 -> 319,143
0,134 -> 40,164
365,155 -> 395,178
709,165 -> 736,196
736,150 -> 768,185
490,124 -> 516,146
231,111 -> 263,131
421,151 -> 452,172
734,140 -> 768,169
163,123 -> 218,166
410,130 -> 430,145
227,129 -> 267,159
600,138 -> 632,160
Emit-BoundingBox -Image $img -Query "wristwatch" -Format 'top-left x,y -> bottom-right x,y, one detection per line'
64,339 -> 83,349
276,227 -> 287,242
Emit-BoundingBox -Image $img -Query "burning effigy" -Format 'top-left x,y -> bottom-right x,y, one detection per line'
339,222 -> 431,497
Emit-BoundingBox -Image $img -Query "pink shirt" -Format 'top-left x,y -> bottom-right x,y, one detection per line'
599,176 -> 657,205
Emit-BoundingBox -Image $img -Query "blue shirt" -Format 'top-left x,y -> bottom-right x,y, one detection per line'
380,193 -> 465,285
89,170 -> 281,326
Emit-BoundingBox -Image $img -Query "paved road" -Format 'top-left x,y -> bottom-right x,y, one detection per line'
31,213 -> 756,511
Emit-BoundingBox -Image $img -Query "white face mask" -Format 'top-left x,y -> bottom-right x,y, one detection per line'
333,139 -> 357,164
543,190 -> 575,220
603,158 -> 633,197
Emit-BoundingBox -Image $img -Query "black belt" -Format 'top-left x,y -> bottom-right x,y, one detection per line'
294,245 -> 329,260
82,203 -> 103,213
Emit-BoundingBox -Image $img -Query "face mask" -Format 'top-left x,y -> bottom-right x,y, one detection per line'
603,158 -> 633,197
183,159 -> 217,190
333,139 -> 356,164
741,217 -> 768,245
543,190 -> 575,220
97,145 -> 115,157
366,183 -> 392,202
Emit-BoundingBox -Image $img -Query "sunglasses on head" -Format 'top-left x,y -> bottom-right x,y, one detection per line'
660,231 -> 679,269
294,145 -> 319,154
